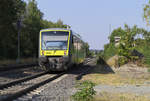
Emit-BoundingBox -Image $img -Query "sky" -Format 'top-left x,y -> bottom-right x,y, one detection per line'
25,0 -> 149,50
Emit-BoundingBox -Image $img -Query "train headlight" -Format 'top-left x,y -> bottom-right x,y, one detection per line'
42,51 -> 45,56
64,51 -> 66,56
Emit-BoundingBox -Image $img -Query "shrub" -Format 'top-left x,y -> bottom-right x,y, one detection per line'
72,81 -> 96,101
103,43 -> 117,60
118,56 -> 128,66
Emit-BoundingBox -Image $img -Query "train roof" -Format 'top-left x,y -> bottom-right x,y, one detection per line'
40,28 -> 71,31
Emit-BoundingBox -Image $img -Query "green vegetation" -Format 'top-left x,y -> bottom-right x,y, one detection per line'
98,2 -> 150,67
100,24 -> 150,67
118,56 -> 128,66
72,81 -> 96,101
82,42 -> 92,57
103,43 -> 117,60
0,0 -> 68,60
144,0 -> 150,25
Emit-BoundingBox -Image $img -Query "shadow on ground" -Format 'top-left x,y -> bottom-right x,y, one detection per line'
90,57 -> 115,74
69,57 -> 115,80
0,67 -> 43,79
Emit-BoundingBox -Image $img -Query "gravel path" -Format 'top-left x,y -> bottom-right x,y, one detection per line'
94,63 -> 150,97
94,84 -> 150,96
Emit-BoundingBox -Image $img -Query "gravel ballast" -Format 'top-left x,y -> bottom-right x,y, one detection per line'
15,58 -> 96,101
15,74 -> 77,101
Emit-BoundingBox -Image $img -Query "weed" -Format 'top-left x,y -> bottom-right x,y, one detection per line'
72,81 -> 96,101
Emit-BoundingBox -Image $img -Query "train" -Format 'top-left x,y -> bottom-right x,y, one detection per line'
38,28 -> 86,71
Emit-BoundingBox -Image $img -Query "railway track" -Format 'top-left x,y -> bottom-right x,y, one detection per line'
0,71 -> 48,90
0,72 -> 65,101
0,58 -> 94,101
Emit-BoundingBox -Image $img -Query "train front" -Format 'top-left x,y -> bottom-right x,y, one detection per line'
39,29 -> 70,71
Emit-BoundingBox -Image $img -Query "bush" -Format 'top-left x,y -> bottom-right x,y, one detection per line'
118,56 -> 128,66
103,43 -> 117,60
135,42 -> 150,67
72,81 -> 96,101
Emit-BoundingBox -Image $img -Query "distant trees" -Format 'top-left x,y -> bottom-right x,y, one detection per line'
82,42 -> 92,57
0,0 -> 69,60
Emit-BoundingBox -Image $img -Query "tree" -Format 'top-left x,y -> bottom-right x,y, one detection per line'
0,0 -> 25,59
0,0 -> 70,60
144,0 -> 150,25
109,27 -> 126,43
82,42 -> 91,57
21,0 -> 69,58
21,0 -> 43,57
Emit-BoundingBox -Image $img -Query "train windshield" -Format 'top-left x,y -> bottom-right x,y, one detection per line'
41,31 -> 69,50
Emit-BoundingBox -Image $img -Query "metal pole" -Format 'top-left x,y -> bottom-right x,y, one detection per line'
17,20 -> 21,63
77,41 -> 78,63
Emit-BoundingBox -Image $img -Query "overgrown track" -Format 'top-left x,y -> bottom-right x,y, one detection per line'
0,63 -> 38,72
0,72 -> 65,101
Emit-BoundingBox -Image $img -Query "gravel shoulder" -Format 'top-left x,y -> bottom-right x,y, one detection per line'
81,62 -> 150,100
94,84 -> 150,95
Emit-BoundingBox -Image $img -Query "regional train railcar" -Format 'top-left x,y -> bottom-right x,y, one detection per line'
38,28 -> 85,71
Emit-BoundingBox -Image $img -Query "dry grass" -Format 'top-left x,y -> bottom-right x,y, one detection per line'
81,65 -> 150,85
81,73 -> 148,86
94,92 -> 150,101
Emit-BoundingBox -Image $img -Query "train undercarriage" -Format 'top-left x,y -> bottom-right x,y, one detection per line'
39,56 -> 70,71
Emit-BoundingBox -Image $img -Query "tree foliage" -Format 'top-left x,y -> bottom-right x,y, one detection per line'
144,0 -> 150,25
0,0 -> 25,59
0,0 -> 69,60
109,27 -> 126,43
102,24 -> 150,66
82,42 -> 92,57
21,0 -> 43,57
118,25 -> 137,61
